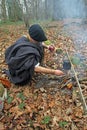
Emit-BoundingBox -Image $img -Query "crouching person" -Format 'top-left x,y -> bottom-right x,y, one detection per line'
5,24 -> 64,86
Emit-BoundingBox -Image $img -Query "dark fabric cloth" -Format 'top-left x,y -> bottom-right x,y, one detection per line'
5,36 -> 44,85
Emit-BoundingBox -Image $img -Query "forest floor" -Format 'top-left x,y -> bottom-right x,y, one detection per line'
0,20 -> 87,130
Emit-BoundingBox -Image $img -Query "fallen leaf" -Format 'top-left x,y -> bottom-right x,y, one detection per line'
0,77 -> 11,88
52,116 -> 59,126
9,106 -> 24,119
0,122 -> 5,130
73,107 -> 83,118
66,108 -> 73,115
48,100 -> 55,108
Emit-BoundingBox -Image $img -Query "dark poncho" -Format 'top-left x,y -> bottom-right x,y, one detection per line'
5,36 -> 44,85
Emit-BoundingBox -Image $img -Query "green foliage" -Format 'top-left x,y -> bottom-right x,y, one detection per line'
70,56 -> 80,65
41,115 -> 51,124
7,91 -> 13,104
17,92 -> 26,110
59,121 -> 68,128
7,96 -> 13,104
17,92 -> 26,101
0,83 -> 4,97
56,48 -> 63,54
18,102 -> 25,110
45,40 -> 51,45
0,20 -> 23,26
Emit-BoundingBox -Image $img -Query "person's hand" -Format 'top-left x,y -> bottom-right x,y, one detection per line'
54,70 -> 64,76
48,45 -> 55,52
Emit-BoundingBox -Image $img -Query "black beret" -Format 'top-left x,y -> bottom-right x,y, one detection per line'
29,24 -> 47,42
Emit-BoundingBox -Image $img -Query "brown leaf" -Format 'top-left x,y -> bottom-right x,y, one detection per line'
48,100 -> 55,108
73,107 -> 83,118
71,122 -> 79,130
52,116 -> 60,126
0,77 -> 11,88
0,122 -> 5,130
25,105 -> 32,113
9,106 -> 23,119
66,108 -> 73,115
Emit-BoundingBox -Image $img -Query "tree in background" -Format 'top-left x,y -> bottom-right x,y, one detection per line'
23,0 -> 42,27
1,0 -> 7,22
6,0 -> 22,21
23,0 -> 30,28
0,0 -> 87,24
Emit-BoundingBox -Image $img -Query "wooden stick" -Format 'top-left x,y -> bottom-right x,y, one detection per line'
64,42 -> 87,113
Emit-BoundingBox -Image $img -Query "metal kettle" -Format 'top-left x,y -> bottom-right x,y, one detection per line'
63,56 -> 71,70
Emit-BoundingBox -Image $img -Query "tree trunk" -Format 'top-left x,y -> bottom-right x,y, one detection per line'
1,0 -> 7,22
23,0 -> 30,28
45,0 -> 48,19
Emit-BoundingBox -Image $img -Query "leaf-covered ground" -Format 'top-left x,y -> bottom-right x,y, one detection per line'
0,21 -> 87,130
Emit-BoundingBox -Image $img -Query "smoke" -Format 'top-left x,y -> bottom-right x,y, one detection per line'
58,0 -> 87,74
58,0 -> 86,19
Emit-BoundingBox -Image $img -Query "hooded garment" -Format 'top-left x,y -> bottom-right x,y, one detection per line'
5,36 -> 44,85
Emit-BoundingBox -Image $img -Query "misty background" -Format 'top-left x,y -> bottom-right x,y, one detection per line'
0,0 -> 87,26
